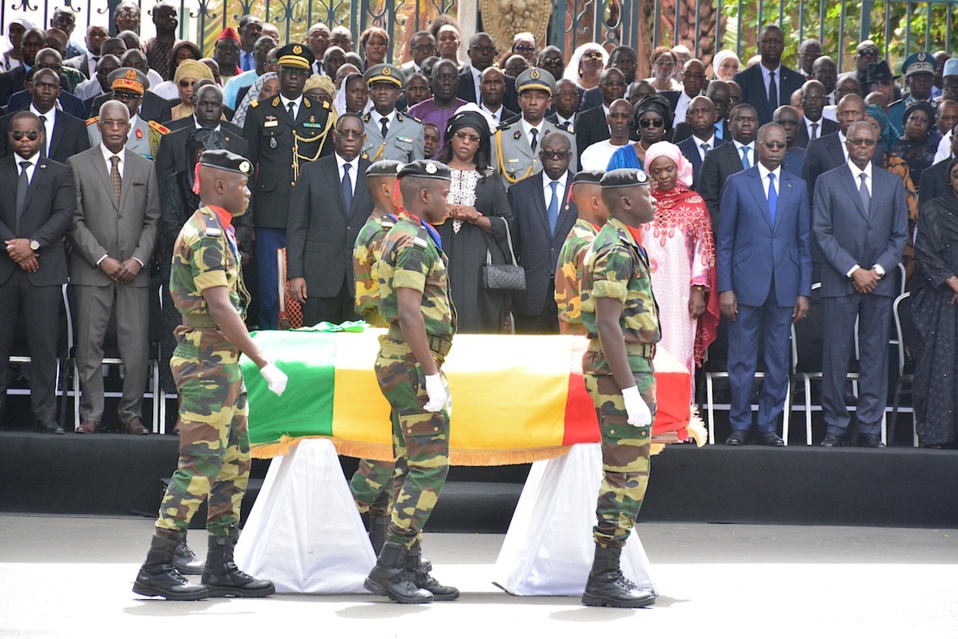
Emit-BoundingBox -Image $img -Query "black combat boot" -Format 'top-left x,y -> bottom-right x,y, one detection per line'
364,541 -> 433,604
368,513 -> 389,556
201,533 -> 275,598
581,544 -> 656,608
405,541 -> 459,601
133,534 -> 209,600
172,533 -> 205,575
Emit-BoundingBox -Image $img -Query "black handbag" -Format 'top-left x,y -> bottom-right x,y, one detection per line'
481,222 -> 525,291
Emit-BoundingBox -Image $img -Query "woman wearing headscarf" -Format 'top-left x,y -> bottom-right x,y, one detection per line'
152,41 -> 203,101
304,74 -> 338,116
607,94 -> 673,169
564,42 -> 608,92
335,72 -> 371,115
892,101 -> 939,184
435,109 -> 515,332
712,50 -> 741,81
643,142 -> 719,393
232,71 -> 280,128
912,156 -> 958,447
168,59 -> 215,121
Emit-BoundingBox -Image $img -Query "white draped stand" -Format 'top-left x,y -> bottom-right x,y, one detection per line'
493,443 -> 656,596
234,439 -> 375,594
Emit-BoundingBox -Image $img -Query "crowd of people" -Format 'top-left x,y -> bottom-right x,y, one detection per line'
0,5 -> 956,453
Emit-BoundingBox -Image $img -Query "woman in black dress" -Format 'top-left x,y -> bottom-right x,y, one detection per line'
912,157 -> 958,447
435,110 -> 515,332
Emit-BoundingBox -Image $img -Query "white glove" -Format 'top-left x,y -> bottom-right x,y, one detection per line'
622,386 -> 652,427
260,362 -> 288,396
422,373 -> 448,412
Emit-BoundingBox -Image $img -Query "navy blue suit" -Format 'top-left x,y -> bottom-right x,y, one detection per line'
717,166 -> 812,434
733,63 -> 805,125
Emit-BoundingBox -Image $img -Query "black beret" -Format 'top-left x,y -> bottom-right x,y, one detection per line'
600,168 -> 650,189
366,160 -> 404,177
398,159 -> 452,181
573,170 -> 605,185
200,149 -> 253,176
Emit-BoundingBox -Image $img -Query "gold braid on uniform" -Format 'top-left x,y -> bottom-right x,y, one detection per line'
370,141 -> 387,162
292,112 -> 336,182
494,130 -> 535,185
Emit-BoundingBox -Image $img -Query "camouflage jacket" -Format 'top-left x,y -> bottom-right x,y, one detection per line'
580,217 -> 661,346
555,218 -> 600,333
378,212 -> 457,340
353,208 -> 396,327
170,206 -> 249,322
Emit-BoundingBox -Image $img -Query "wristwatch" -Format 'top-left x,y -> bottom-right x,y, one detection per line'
29,240 -> 39,251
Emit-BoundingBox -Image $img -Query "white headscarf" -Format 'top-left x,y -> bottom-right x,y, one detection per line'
564,43 -> 609,84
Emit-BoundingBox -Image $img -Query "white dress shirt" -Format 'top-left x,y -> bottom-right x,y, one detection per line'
521,119 -> 545,149
336,152 -> 356,198
757,162 -> 781,200
14,152 -> 39,183
733,140 -> 756,168
542,171 -> 567,209
844,160 -> 882,277
29,104 -> 56,156
283,95 -> 304,121
480,103 -> 505,122
803,115 -> 826,141
692,134 -> 718,161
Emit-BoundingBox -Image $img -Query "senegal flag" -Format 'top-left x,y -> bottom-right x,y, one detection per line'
242,327 -> 698,465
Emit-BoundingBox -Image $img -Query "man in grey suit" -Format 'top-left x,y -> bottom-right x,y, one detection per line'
287,113 -> 372,326
362,64 -> 424,163
813,121 -> 908,448
68,100 -> 160,435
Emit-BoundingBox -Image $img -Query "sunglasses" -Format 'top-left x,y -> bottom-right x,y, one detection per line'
453,131 -> 481,143
513,45 -> 536,53
858,48 -> 881,57
540,149 -> 571,159
639,118 -> 665,128
178,80 -> 195,88
762,141 -> 787,149
582,51 -> 604,60
11,130 -> 39,141
847,138 -> 877,147
114,91 -> 141,100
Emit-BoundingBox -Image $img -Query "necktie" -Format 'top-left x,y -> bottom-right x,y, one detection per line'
380,116 -> 389,139
342,163 -> 353,214
39,114 -> 47,157
110,155 -> 121,206
700,142 -> 710,159
740,145 -> 751,168
859,172 -> 870,213
287,101 -> 295,121
15,161 -> 29,233
811,121 -> 819,140
767,172 -> 778,225
530,127 -> 538,152
547,180 -> 560,235
768,69 -> 778,107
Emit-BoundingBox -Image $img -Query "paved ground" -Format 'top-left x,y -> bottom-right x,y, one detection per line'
0,515 -> 955,638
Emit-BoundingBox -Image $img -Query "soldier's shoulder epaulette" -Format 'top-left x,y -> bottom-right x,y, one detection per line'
250,99 -> 259,109
303,97 -> 311,108
566,125 -> 575,134
412,224 -> 431,249
201,212 -> 223,237
363,112 -> 371,122
149,120 -> 171,135
86,116 -> 99,126
400,113 -> 422,124
382,219 -> 396,229
272,96 -> 281,107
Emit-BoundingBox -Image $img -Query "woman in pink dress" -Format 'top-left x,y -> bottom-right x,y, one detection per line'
642,142 -> 720,392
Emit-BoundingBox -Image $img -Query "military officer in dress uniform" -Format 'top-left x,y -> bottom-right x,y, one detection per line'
362,64 -> 425,163
491,67 -> 577,189
86,67 -> 170,159
132,149 -> 287,601
887,52 -> 937,134
243,42 -> 335,330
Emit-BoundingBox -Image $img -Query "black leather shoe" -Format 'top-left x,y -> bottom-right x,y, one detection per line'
725,430 -> 748,446
858,433 -> 885,448
36,419 -> 64,435
820,433 -> 843,447
755,431 -> 785,446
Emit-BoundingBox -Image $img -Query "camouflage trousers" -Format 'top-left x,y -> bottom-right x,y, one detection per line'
155,353 -> 251,537
375,337 -> 450,549
349,456 -> 395,516
583,354 -> 655,549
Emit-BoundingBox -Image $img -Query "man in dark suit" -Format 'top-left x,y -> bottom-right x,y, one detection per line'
732,25 -> 806,125
717,122 -> 812,446
699,103 -> 758,221
676,96 -> 727,189
400,30 -> 435,77
508,131 -> 578,333
574,68 -> 626,158
457,32 -> 519,112
0,69 -> 90,164
154,84 -> 246,188
773,105 -> 807,176
4,48 -> 88,119
0,28 -> 48,106
287,113 -> 371,326
64,24 -> 109,81
0,111 -> 76,433
795,80 -> 839,148
67,100 -> 160,435
919,125 -> 958,208
672,80 -> 733,143
802,94 -> 881,199
546,79 -> 579,131
479,67 -> 518,124
813,121 -> 908,448
243,44 -> 334,329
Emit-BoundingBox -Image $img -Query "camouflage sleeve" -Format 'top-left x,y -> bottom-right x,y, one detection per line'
589,244 -> 634,304
554,245 -> 579,324
392,240 -> 431,293
190,234 -> 230,293
353,229 -> 377,311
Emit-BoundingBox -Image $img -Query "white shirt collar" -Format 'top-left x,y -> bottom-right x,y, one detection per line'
100,142 -> 124,162
193,115 -> 221,131
29,104 -> 56,120
757,162 -> 781,182
803,114 -> 823,126
480,103 -> 503,119
371,109 -> 397,127
761,63 -> 781,80
543,171 -> 567,190
336,152 -> 357,172
521,118 -> 545,137
847,159 -> 872,179
16,152 -> 40,167
693,133 -> 717,148
733,139 -> 755,151
284,94 -> 304,109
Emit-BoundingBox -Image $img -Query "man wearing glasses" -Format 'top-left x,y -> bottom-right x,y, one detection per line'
457,33 -> 519,112
243,43 -> 334,330
717,122 -> 812,446
844,40 -> 882,86
401,31 -> 435,77
87,67 -> 170,160
888,52 -> 937,135
813,121 -> 907,448
672,58 -> 708,126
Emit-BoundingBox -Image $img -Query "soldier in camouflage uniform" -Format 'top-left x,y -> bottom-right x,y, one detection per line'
350,160 -> 402,554
578,168 -> 660,608
364,159 -> 459,604
555,170 -> 609,335
133,150 -> 288,601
